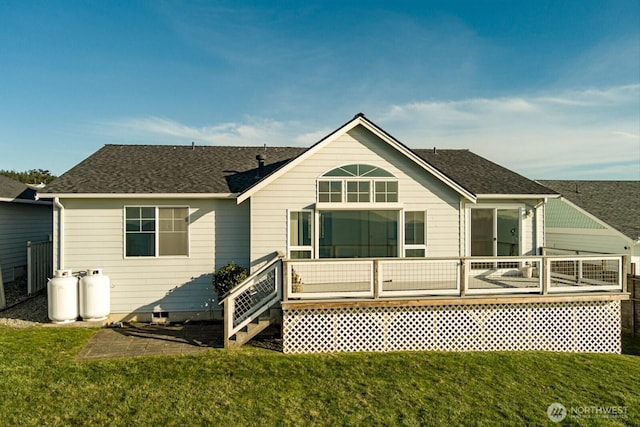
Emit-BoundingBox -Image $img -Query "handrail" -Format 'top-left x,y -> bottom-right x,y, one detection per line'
221,254 -> 283,348
219,253 -> 283,304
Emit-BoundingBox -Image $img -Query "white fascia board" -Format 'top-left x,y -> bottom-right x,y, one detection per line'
557,197 -> 633,242
0,197 -> 52,205
42,193 -> 238,199
476,194 -> 561,200
237,115 -> 477,204
236,118 -> 362,204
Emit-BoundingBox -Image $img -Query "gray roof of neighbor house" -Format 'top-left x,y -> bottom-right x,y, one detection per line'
0,175 -> 38,201
42,143 -> 555,197
538,180 -> 640,240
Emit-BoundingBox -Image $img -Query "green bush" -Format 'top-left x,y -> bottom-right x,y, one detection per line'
213,262 -> 248,298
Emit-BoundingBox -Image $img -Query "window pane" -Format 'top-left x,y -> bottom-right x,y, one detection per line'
318,180 -> 342,203
319,210 -> 398,258
142,220 -> 155,232
289,211 -> 311,246
126,233 -> 155,257
126,219 -> 141,232
290,250 -> 312,259
375,181 -> 398,202
126,207 -> 140,220
141,207 -> 155,218
346,181 -> 370,202
405,211 -> 425,245
406,248 -> 425,257
158,207 -> 189,256
159,232 -> 188,256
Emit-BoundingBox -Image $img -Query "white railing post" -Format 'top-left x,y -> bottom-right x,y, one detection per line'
460,259 -> 467,297
542,256 -> 550,295
373,259 -> 380,299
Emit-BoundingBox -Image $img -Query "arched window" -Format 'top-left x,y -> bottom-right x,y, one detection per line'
317,164 -> 398,203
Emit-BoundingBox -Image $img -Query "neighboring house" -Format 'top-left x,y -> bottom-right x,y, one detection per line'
0,175 -> 52,285
41,114 -> 628,353
538,180 -> 640,274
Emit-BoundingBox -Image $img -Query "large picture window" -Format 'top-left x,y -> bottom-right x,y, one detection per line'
126,207 -> 189,257
319,210 -> 398,258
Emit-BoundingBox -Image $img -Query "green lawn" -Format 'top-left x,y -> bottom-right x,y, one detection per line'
0,327 -> 638,426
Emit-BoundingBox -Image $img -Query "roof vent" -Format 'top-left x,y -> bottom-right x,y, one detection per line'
354,112 -> 365,119
256,154 -> 266,178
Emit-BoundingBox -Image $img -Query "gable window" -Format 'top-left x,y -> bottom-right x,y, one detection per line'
318,181 -> 342,203
346,181 -> 370,202
125,207 -> 189,257
317,164 -> 397,204
404,211 -> 426,257
288,210 -> 313,259
375,181 -> 398,202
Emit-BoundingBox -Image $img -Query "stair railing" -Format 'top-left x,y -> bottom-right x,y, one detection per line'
220,254 -> 283,347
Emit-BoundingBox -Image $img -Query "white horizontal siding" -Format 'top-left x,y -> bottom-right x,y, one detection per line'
60,198 -> 248,314
250,127 -> 461,268
0,203 -> 52,283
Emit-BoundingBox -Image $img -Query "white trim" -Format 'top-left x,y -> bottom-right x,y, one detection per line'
236,116 -> 477,204
477,194 -> 560,200
42,193 -> 237,199
315,202 -> 403,210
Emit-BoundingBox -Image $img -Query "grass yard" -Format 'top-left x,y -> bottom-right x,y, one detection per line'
0,327 -> 638,426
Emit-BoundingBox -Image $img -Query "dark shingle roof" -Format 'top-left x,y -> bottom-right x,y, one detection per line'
538,180 -> 640,240
0,175 -> 37,200
415,149 -> 555,195
42,144 -> 553,198
43,145 -> 307,194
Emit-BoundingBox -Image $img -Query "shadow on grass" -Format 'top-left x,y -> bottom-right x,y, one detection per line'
622,334 -> 640,356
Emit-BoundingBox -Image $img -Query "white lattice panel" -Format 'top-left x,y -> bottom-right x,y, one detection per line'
282,301 -> 621,354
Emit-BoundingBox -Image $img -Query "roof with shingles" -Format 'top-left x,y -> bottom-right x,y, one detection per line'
0,175 -> 37,200
537,180 -> 640,240
414,149 -> 554,195
42,143 -> 555,197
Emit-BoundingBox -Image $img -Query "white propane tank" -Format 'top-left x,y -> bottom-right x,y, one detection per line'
79,268 -> 110,321
47,269 -> 78,324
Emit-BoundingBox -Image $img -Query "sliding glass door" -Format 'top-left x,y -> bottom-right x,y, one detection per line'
470,208 -> 520,257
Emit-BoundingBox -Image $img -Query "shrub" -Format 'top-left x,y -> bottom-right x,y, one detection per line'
213,262 -> 248,298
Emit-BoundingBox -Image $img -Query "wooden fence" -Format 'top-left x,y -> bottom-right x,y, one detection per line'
27,240 -> 53,295
622,274 -> 639,337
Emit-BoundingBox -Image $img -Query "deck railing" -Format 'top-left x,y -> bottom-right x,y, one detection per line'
220,255 -> 282,346
284,255 -> 625,300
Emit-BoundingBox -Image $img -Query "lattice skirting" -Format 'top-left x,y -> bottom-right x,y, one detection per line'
282,301 -> 621,354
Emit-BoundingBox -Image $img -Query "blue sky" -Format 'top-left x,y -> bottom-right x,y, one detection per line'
1,0 -> 638,180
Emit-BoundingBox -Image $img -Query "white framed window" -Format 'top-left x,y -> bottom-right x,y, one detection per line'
346,181 -> 370,202
125,206 -> 189,257
288,210 -> 313,259
318,181 -> 342,203
375,181 -> 398,202
317,164 -> 398,204
404,211 -> 426,257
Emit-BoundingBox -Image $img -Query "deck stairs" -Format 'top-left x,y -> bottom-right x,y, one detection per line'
220,254 -> 283,349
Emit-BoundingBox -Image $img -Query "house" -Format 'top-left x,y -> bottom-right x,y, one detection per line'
41,114 -> 628,353
538,180 -> 639,274
0,175 -> 52,289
